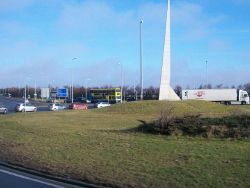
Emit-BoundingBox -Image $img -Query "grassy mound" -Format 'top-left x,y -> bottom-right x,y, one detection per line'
107,101 -> 250,138
99,100 -> 231,115
0,101 -> 250,188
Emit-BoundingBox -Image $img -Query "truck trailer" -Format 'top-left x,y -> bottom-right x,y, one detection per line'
182,89 -> 249,105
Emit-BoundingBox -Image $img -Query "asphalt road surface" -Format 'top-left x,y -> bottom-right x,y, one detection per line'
0,96 -> 49,113
0,169 -> 64,188
0,96 -> 96,114
0,167 -> 84,188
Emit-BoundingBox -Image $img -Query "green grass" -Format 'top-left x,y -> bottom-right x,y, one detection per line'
0,101 -> 250,187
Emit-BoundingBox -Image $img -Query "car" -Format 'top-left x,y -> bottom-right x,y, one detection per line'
16,103 -> 37,112
96,102 -> 111,108
69,103 -> 88,110
49,103 -> 66,111
0,105 -> 8,114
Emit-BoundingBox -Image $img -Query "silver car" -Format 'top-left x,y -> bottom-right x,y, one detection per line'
0,105 -> 8,114
97,102 -> 111,108
16,103 -> 37,112
49,103 -> 66,111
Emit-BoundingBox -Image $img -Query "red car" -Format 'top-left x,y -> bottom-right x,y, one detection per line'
69,103 -> 88,110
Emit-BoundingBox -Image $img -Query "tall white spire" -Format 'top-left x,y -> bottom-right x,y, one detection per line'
159,0 -> 180,101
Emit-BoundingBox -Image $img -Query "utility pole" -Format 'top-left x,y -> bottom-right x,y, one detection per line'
206,60 -> 208,88
85,84 -> 87,101
24,85 -> 27,113
71,73 -> 73,104
134,83 -> 137,101
85,78 -> 91,102
118,62 -> 123,103
140,20 -> 144,100
72,58 -> 77,103
34,80 -> 37,100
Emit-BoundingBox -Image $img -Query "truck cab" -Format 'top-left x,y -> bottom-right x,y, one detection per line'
239,90 -> 250,105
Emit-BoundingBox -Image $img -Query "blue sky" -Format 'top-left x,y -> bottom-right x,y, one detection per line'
0,0 -> 250,88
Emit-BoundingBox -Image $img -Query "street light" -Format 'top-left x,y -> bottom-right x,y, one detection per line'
205,60 -> 208,88
85,78 -> 91,101
24,76 -> 31,113
140,19 -> 144,100
71,58 -> 77,104
34,80 -> 37,100
24,85 -> 27,113
134,83 -> 137,101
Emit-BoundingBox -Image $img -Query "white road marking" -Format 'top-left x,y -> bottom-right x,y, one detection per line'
0,169 -> 66,188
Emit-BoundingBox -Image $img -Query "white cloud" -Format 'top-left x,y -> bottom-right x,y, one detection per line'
172,1 -> 227,40
0,58 -> 61,87
57,0 -> 135,34
1,0 -> 248,88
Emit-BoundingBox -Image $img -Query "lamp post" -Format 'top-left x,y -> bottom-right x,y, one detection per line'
85,78 -> 91,101
71,58 -> 77,104
205,60 -> 208,88
134,83 -> 137,101
24,85 -> 27,113
140,20 -> 144,100
24,75 -> 32,109
34,80 -> 37,100
24,76 -> 31,113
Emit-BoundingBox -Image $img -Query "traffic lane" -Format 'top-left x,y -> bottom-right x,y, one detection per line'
0,97 -> 96,113
38,106 -> 50,112
0,97 -> 50,113
0,166 -> 91,188
0,169 -> 65,188
0,97 -> 22,112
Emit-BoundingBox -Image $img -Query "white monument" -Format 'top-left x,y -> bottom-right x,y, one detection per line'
159,0 -> 180,101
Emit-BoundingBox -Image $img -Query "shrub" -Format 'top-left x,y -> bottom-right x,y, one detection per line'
151,109 -> 250,138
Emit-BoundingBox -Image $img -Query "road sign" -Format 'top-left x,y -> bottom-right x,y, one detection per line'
57,88 -> 68,98
41,88 -> 50,99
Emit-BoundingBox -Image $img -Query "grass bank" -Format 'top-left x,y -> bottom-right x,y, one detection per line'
0,101 -> 250,187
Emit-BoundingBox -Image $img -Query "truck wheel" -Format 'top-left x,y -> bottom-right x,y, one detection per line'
22,109 -> 25,112
4,110 -> 7,114
241,101 -> 246,105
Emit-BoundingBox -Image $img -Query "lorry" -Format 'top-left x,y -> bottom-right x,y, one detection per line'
182,89 -> 249,105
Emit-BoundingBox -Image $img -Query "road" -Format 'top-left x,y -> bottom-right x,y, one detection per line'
0,96 -> 96,114
0,167 -> 84,188
0,96 -> 49,113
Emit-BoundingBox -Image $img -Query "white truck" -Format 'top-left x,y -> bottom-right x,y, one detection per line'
182,89 -> 249,105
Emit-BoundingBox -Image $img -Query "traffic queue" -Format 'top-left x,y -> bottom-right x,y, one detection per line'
0,99 -> 111,115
